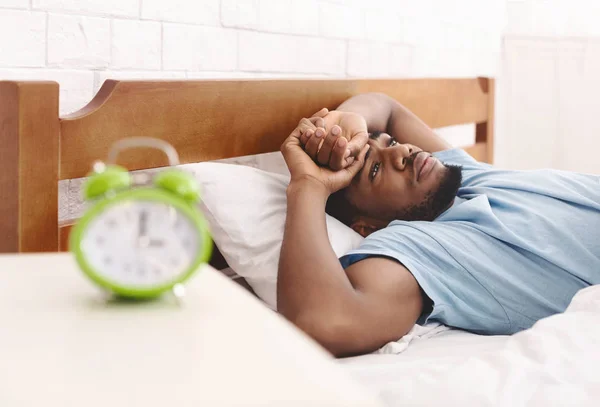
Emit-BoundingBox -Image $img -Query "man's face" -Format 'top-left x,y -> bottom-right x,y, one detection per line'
345,132 -> 461,223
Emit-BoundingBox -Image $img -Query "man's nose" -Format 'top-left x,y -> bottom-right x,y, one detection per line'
384,144 -> 412,171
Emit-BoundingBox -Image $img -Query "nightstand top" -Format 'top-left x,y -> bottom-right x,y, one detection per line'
0,253 -> 381,407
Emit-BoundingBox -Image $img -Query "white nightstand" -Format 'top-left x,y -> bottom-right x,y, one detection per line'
0,253 -> 382,407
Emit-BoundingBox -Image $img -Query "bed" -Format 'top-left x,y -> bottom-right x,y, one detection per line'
2,77 -> 598,406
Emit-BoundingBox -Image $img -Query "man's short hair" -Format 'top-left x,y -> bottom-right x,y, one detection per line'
326,188 -> 355,227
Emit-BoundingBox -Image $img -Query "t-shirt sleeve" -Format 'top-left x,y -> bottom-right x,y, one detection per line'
339,224 -> 445,325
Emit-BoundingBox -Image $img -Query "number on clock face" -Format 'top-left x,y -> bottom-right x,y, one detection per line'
81,201 -> 200,287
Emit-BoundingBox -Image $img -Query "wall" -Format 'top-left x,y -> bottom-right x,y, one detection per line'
0,0 -> 505,128
499,0 -> 600,173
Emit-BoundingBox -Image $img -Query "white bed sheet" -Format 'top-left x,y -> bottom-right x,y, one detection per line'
340,285 -> 600,407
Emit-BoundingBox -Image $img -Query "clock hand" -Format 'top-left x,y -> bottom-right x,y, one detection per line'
136,210 -> 151,248
148,239 -> 165,248
146,256 -> 170,275
139,210 -> 148,237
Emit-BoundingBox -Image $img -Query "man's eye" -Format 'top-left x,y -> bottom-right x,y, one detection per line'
389,139 -> 398,147
370,162 -> 381,181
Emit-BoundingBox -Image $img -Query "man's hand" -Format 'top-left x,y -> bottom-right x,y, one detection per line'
299,110 -> 369,171
288,107 -> 329,141
282,112 -> 370,195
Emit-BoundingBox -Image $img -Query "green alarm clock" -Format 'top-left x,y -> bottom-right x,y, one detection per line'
70,137 -> 212,299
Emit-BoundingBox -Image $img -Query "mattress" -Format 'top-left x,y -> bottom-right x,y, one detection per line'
339,285 -> 600,406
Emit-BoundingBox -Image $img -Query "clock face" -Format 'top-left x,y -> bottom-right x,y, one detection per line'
80,200 -> 201,288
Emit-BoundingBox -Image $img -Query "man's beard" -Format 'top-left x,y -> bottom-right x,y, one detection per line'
395,163 -> 463,222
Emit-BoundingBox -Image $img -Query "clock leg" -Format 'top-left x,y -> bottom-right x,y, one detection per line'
172,283 -> 186,304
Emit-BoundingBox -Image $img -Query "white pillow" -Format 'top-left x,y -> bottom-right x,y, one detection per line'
184,161 -> 364,310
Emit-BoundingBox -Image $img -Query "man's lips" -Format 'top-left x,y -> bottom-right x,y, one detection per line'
413,152 -> 434,182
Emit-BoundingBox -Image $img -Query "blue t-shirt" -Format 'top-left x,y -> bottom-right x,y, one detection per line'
340,149 -> 600,335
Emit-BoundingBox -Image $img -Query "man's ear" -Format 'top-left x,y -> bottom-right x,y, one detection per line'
350,216 -> 385,237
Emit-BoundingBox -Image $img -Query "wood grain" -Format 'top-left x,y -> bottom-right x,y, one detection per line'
59,224 -> 72,252
475,78 -> 495,163
0,81 -> 59,252
0,82 -> 19,252
60,78 -> 491,180
464,142 -> 488,162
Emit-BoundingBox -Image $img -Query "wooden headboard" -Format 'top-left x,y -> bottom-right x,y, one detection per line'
0,77 -> 494,256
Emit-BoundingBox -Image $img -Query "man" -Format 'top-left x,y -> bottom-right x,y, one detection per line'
277,93 -> 600,357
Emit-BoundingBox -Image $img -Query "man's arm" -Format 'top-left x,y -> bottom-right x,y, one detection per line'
278,179 -> 423,357
336,93 -> 451,153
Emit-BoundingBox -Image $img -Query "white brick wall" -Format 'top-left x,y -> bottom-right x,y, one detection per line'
347,42 -> 413,77
0,0 -> 506,115
0,10 -> 46,67
318,2 -> 365,40
364,10 -> 404,43
2,0 -> 29,8
221,0 -> 260,30
239,31 -> 346,74
258,0 -> 319,36
221,0 -> 319,36
32,0 -> 139,18
163,24 -> 237,71
48,14 -> 110,68
141,0 -> 220,26
111,19 -> 161,70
